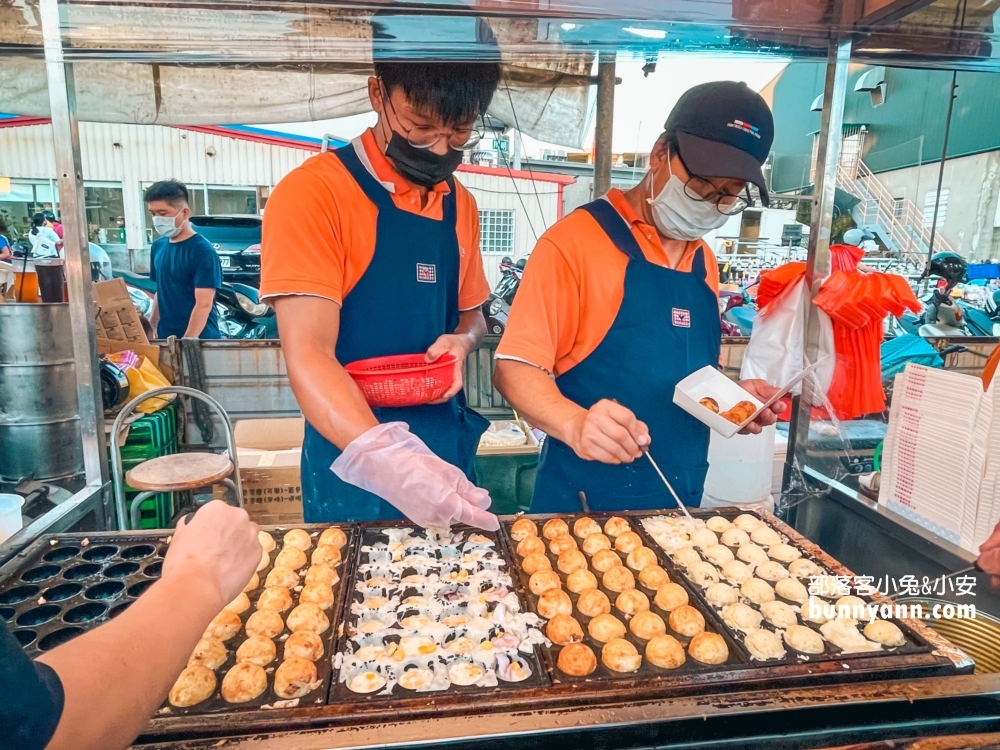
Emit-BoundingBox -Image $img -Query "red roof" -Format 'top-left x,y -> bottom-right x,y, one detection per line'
0,117 -> 575,185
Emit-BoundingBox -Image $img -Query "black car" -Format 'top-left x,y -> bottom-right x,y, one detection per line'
189,215 -> 262,285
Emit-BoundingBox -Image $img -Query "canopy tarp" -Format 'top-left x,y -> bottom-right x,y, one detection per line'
3,0 -> 1000,147
0,8 -> 597,147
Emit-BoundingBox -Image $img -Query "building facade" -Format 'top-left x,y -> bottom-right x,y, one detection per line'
0,117 -> 568,289
763,63 -> 1000,261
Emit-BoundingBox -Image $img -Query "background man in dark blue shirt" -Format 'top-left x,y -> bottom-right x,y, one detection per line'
145,180 -> 222,339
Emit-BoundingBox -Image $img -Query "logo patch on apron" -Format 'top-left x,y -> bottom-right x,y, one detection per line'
416,263 -> 437,283
671,308 -> 691,328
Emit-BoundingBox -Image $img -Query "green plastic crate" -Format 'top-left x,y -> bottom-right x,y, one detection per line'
111,405 -> 180,529
125,491 -> 176,529
120,450 -> 178,529
119,404 -> 178,460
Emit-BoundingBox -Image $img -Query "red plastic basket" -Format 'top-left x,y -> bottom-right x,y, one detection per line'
344,352 -> 457,408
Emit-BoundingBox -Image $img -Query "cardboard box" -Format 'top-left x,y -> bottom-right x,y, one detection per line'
94,278 -> 149,345
233,418 -> 305,525
674,363 -> 819,439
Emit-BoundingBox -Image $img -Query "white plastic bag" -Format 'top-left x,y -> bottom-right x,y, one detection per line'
478,420 -> 528,449
740,278 -> 835,404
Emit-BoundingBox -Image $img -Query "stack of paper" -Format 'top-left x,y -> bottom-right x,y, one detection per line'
977,380 -> 1000,547
880,364 -> 994,552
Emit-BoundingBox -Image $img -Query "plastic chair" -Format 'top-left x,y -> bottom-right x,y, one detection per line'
110,385 -> 244,530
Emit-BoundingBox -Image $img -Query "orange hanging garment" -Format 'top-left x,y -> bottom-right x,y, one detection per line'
813,246 -> 921,419
756,253 -> 919,420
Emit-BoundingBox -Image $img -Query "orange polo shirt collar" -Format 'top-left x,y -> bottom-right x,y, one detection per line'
360,128 -> 452,207
604,187 -> 645,227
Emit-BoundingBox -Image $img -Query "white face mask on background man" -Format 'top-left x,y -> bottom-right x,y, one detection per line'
646,160 -> 730,242
152,214 -> 183,239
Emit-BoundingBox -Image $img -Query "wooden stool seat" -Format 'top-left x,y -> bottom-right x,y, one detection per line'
126,452 -> 234,493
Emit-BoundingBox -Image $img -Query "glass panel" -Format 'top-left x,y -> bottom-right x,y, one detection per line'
206,188 -> 257,216
84,184 -> 125,244
785,60 -> 1000,557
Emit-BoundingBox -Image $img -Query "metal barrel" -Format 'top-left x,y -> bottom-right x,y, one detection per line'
0,303 -> 83,483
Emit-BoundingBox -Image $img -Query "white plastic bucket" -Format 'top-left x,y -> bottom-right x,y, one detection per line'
0,494 -> 25,544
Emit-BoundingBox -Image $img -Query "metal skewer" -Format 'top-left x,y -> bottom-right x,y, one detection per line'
643,449 -> 696,523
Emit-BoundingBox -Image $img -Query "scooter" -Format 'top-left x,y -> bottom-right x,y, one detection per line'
216,282 -> 278,339
482,256 -> 525,336
114,270 -> 277,339
720,283 -> 758,336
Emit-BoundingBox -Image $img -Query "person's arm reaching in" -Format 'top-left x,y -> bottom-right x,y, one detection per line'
36,501 -> 260,750
978,522 -> 1000,589
182,288 -> 217,338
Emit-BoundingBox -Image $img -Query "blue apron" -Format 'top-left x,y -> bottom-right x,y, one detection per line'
530,199 -> 721,513
301,144 -> 489,523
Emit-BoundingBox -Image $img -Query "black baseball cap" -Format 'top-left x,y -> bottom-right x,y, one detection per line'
665,81 -> 775,206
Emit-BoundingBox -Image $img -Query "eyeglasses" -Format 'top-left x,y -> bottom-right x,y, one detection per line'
380,82 -> 485,152
683,174 -> 752,215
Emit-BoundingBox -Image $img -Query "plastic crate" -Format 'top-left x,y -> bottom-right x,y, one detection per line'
112,404 -> 180,529
119,404 -> 178,460
120,451 -> 178,529
125,491 -> 176,529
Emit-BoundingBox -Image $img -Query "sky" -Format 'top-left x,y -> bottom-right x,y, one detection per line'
261,52 -> 787,157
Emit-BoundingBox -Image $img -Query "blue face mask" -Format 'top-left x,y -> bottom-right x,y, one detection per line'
646,161 -> 730,241
152,214 -> 182,239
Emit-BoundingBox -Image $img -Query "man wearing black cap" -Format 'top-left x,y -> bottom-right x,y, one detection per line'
494,81 -> 784,512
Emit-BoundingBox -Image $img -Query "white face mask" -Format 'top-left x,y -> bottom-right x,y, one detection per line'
152,213 -> 182,239
646,160 -> 730,241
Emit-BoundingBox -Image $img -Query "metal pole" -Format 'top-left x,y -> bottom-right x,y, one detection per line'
39,0 -> 108,489
927,72 -> 958,264
593,53 -> 616,198
785,35 -> 852,494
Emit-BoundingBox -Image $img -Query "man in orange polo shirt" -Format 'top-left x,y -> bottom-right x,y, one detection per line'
260,59 -> 501,530
495,81 -> 784,513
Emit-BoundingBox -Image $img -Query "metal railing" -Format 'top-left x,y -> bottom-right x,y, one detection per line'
836,159 -> 954,267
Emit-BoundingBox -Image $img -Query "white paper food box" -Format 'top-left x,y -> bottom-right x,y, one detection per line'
674,364 -> 819,439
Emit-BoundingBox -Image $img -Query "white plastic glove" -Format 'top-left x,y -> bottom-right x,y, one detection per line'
331,422 -> 499,531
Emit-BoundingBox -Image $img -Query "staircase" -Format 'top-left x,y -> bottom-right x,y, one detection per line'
836,159 -> 955,270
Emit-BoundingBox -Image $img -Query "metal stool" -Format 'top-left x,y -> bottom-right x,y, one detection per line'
110,385 -> 243,530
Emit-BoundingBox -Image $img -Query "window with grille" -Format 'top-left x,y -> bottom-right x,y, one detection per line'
923,188 -> 949,229
893,198 -> 905,220
479,209 -> 515,254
